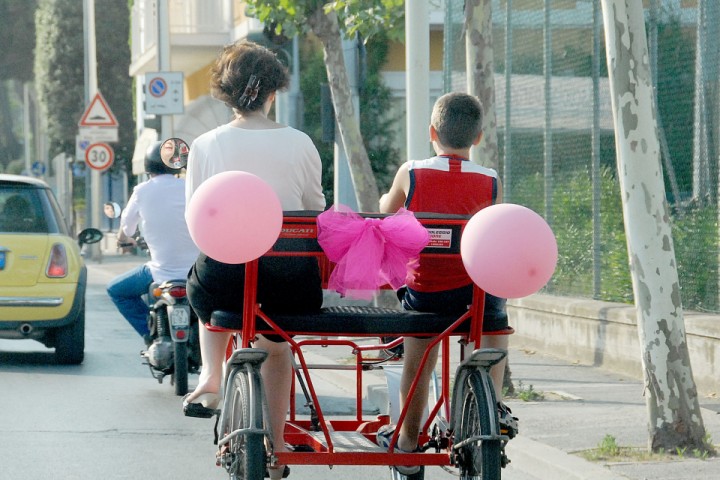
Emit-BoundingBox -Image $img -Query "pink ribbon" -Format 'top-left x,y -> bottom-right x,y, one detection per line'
317,205 -> 430,300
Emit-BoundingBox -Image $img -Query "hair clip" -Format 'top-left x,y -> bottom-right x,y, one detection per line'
239,74 -> 261,107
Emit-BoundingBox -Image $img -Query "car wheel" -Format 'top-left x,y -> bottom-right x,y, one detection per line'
55,301 -> 85,365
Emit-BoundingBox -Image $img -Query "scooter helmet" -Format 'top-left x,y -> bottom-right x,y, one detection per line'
144,141 -> 175,175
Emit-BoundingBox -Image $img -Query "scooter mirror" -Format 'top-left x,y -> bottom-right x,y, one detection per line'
78,227 -> 104,247
103,202 -> 122,219
160,138 -> 190,170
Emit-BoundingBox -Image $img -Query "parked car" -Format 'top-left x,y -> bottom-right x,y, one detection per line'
0,174 -> 102,364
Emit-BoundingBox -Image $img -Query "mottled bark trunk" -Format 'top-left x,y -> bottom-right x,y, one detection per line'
599,0 -> 709,453
465,0 -> 499,169
307,9 -> 379,212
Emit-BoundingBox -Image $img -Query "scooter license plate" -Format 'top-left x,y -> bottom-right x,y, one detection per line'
170,307 -> 190,327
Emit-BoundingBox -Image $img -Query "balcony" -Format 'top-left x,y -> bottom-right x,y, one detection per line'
129,0 -> 234,77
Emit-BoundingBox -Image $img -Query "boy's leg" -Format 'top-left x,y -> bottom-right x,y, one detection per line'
397,337 -> 440,452
480,333 -> 518,436
480,334 -> 508,401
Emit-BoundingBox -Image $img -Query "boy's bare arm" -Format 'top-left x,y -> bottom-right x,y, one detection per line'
379,162 -> 411,213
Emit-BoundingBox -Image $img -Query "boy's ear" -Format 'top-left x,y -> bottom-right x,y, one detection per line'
472,132 -> 483,145
429,125 -> 439,141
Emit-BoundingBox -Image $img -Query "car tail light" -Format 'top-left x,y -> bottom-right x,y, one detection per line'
46,244 -> 68,278
168,286 -> 187,298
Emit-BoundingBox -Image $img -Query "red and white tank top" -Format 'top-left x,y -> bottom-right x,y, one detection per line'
405,155 -> 498,292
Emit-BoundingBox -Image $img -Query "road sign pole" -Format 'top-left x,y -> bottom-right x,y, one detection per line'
157,0 -> 174,139
83,0 -> 102,261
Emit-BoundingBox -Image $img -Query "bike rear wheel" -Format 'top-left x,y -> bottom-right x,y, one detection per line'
228,368 -> 266,480
455,370 -> 501,480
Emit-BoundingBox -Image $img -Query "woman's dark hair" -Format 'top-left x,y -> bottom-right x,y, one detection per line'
210,41 -> 290,113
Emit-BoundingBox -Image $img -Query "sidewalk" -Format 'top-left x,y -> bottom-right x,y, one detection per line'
500,348 -> 720,480
87,251 -> 720,480
300,335 -> 720,480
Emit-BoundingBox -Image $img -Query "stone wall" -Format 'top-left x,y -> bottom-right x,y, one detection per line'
507,294 -> 719,397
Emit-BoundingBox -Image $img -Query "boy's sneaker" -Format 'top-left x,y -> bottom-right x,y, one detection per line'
498,402 -> 519,438
376,424 -> 422,476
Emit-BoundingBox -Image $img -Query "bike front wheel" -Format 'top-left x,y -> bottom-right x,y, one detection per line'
228,368 -> 266,480
455,370 -> 501,480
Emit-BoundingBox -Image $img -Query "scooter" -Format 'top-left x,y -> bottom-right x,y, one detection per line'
104,147 -> 200,395
142,278 -> 201,396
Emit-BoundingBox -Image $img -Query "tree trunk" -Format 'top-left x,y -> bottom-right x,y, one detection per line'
599,0 -> 710,453
307,9 -> 380,212
465,0 -> 499,169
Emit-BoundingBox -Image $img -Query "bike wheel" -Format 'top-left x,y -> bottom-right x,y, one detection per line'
228,368 -> 266,480
455,370 -> 501,480
172,340 -> 188,396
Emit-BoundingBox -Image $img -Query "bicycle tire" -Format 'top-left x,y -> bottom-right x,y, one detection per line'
228,368 -> 266,480
456,370 -> 502,480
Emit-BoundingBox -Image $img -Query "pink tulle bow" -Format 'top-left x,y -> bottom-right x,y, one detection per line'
317,205 -> 430,300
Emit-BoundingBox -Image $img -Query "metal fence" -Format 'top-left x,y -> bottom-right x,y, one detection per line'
444,0 -> 718,313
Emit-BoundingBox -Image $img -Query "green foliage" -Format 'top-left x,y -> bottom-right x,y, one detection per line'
95,0 -> 134,174
0,0 -> 37,81
504,381 -> 544,402
298,35 -> 400,203
35,0 -> 85,156
655,18 -> 695,197
598,434 -> 621,457
359,34 -> 402,192
672,203 -> 719,312
510,167 -> 633,303
246,0 -> 404,42
510,164 -> 720,311
34,0 -> 133,170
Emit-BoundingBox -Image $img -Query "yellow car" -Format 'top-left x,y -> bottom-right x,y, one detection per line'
0,174 -> 102,364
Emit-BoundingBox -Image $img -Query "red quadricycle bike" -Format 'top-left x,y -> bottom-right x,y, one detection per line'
205,211 -> 515,480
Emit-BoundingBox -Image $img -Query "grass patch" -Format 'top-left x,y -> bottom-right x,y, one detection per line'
578,434 -> 717,463
504,381 -> 544,402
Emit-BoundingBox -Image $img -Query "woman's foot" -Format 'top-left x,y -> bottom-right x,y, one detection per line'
182,392 -> 220,418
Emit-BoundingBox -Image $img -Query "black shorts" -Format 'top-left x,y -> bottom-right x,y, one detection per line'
187,254 -> 323,342
399,285 -> 508,332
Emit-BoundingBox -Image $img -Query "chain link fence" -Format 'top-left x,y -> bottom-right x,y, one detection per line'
444,0 -> 718,312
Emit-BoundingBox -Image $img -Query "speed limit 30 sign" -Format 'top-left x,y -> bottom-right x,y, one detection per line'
85,143 -> 114,172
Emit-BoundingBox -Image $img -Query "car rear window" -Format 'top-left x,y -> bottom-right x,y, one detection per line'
0,185 -> 63,234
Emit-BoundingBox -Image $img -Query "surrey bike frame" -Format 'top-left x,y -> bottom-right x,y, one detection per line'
207,211 -> 514,478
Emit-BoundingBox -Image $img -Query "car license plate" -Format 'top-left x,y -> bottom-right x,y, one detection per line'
170,307 -> 190,328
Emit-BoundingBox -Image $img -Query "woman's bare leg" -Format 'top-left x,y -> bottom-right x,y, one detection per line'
185,322 -> 231,402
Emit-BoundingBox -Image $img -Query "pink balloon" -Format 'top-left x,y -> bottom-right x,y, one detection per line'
186,171 -> 283,264
460,204 -> 557,298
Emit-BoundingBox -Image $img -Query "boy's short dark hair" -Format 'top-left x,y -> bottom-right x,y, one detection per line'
431,93 -> 483,149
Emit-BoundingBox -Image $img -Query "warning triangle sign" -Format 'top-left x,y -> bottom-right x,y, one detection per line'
78,91 -> 118,127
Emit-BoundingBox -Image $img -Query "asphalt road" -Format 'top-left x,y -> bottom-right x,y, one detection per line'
0,256 -> 542,480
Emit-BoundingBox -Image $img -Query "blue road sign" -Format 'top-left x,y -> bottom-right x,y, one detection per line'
31,161 -> 46,176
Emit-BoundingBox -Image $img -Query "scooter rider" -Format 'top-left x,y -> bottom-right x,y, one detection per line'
106,141 -> 199,360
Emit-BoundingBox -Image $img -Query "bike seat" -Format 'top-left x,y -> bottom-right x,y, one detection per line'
210,306 -> 470,337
